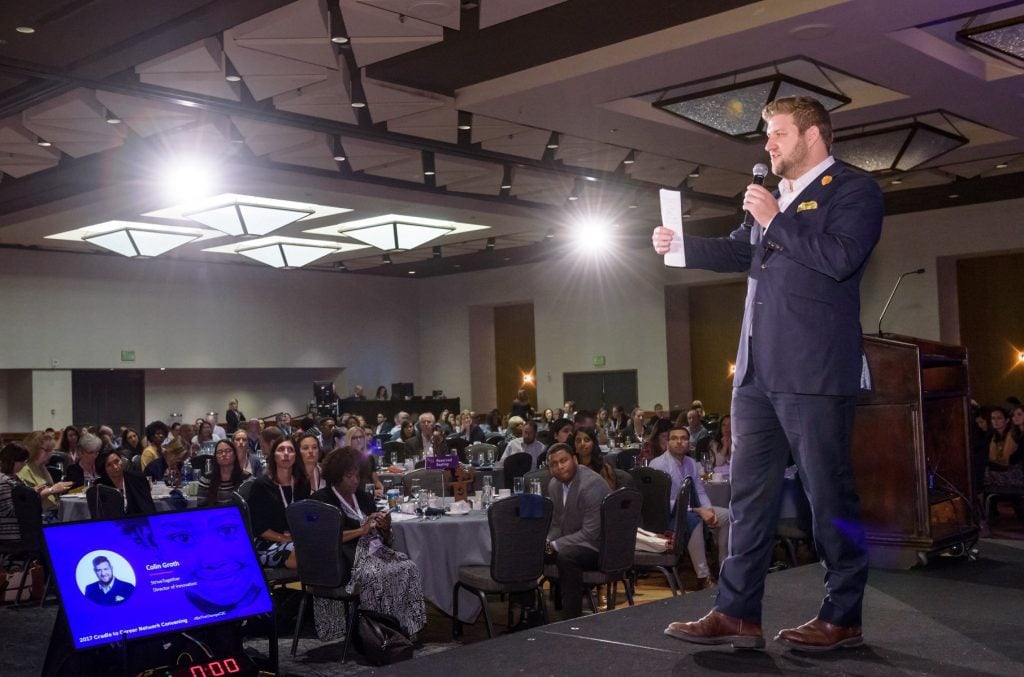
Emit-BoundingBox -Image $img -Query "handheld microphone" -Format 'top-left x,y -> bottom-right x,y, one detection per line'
877,268 -> 925,337
742,163 -> 770,227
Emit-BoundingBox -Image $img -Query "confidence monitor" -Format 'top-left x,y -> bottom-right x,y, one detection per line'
42,505 -> 273,650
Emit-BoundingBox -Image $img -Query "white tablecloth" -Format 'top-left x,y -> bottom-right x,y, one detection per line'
391,510 -> 490,622
58,493 -> 198,522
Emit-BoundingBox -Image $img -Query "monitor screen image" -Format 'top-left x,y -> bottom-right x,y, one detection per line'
43,506 -> 273,650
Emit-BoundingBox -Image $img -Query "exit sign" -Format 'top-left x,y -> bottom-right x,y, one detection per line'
121,350 -> 136,362
592,355 -> 606,367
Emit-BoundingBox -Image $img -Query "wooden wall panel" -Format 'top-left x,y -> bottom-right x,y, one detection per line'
687,281 -> 745,417
493,303 -> 536,414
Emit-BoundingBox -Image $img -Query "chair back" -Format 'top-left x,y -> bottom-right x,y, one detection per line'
501,452 -> 533,489
219,491 -> 254,539
488,494 -> 553,584
382,440 -> 409,463
85,484 -> 127,520
522,467 -> 552,500
190,455 -> 214,474
10,484 -> 43,550
672,478 -> 694,557
614,469 -> 633,489
236,476 -> 256,500
597,488 -> 642,575
629,466 -> 672,532
467,443 -> 497,465
129,454 -> 142,472
47,451 -> 69,483
402,468 -> 445,497
614,449 -> 638,471
484,433 -> 505,447
445,435 -> 471,462
535,429 -> 552,447
286,499 -> 350,589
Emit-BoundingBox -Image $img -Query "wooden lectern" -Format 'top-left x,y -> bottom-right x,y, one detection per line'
852,334 -> 979,568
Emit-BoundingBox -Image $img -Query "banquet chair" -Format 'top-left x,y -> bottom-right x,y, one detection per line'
402,468 -> 446,497
46,451 -> 69,483
382,440 -> 409,463
445,435 -> 471,463
614,448 -> 639,471
632,478 -> 693,596
523,468 -> 552,500
0,484 -> 45,606
452,494 -> 553,638
286,500 -> 361,663
502,452 -> 533,490
467,443 -> 497,465
235,476 -> 256,500
629,466 -> 672,533
544,488 -> 642,613
485,433 -> 505,447
85,483 -> 127,520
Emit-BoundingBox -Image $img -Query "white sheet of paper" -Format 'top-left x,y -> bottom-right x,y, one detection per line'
659,188 -> 686,268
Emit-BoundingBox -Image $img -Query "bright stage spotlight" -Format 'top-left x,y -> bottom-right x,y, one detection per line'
160,158 -> 218,204
570,216 -> 616,253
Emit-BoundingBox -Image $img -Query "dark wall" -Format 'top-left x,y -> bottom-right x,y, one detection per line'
493,303 -> 536,414
687,281 -> 745,416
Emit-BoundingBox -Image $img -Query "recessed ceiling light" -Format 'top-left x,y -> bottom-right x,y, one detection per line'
546,142 -> 559,149
351,101 -> 366,108
583,176 -> 598,182
628,203 -> 638,209
225,73 -> 241,83
890,178 -> 903,185
331,36 -> 349,44
36,139 -> 52,147
408,270 -> 416,274
457,124 -> 471,130
995,162 -> 1008,169
333,154 -> 346,162
500,183 -> 512,190
105,110 -> 122,124
16,26 -> 35,34
423,170 -> 435,176
947,193 -> 960,199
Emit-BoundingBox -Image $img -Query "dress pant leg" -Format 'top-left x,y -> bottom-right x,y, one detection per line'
714,380 -> 792,624
711,506 -> 731,570
773,392 -> 868,627
685,515 -> 711,579
556,545 -> 600,618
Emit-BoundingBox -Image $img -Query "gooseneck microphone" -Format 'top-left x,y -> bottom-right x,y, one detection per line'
742,163 -> 770,227
877,268 -> 926,337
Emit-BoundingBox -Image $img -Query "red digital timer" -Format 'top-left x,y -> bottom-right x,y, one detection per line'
168,656 -> 256,677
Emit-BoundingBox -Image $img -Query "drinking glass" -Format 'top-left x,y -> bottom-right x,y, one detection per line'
513,477 -> 525,494
484,449 -> 494,466
530,478 -> 542,495
390,451 -> 398,467
364,483 -> 375,496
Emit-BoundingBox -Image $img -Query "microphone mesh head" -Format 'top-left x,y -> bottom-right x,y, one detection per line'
752,163 -> 769,178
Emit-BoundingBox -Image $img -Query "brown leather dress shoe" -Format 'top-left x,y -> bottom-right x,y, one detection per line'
664,610 -> 765,649
776,618 -> 863,652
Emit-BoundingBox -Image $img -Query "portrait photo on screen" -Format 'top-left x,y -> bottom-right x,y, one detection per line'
43,506 -> 273,650
76,550 -> 136,605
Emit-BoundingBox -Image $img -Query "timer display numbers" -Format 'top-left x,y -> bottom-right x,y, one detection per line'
187,658 -> 241,677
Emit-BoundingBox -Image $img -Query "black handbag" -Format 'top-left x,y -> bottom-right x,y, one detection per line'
353,610 -> 414,666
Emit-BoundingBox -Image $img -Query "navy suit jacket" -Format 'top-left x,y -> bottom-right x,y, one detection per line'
84,577 -> 134,605
683,160 -> 883,396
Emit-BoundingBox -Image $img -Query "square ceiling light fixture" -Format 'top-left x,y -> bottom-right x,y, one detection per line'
340,220 -> 454,251
183,201 -> 314,237
81,222 -> 202,257
957,14 -> 1024,65
233,239 -> 339,269
652,60 -> 849,140
832,112 -> 968,173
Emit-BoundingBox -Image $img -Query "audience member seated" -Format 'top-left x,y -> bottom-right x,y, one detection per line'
985,406 -> 1022,491
310,447 -> 427,640
233,429 -> 264,477
640,418 -> 672,465
710,414 -> 733,477
259,426 -> 285,465
545,443 -> 611,619
0,442 -> 30,564
319,417 -> 338,453
650,425 -> 730,590
621,407 -> 649,445
17,431 -> 73,518
548,418 -> 576,449
298,433 -> 325,491
389,411 -> 411,439
120,427 -> 144,460
574,427 -> 620,490
343,426 -> 384,496
95,450 -> 156,516
500,420 -> 545,469
404,412 -> 440,457
681,407 -> 710,451
375,385 -> 389,401
59,425 -> 82,465
540,408 -> 556,431
205,413 -> 227,440
144,438 -> 190,484
139,420 -> 170,471
198,439 -> 252,507
248,437 -> 311,569
455,410 -> 486,443
398,419 -> 416,443
192,420 -> 220,455
64,432 -> 103,488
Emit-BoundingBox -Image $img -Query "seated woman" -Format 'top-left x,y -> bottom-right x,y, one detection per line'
1,442 -> 30,564
232,429 -> 264,477
311,447 -> 426,640
143,437 -> 189,484
710,414 -> 733,478
639,418 -> 672,466
298,433 -> 326,491
17,431 -> 74,520
574,427 -> 620,490
119,427 -> 144,460
59,425 -> 82,465
985,406 -> 1023,495
64,432 -> 104,489
344,425 -> 384,497
198,439 -> 252,507
248,437 -> 310,569
95,450 -> 156,516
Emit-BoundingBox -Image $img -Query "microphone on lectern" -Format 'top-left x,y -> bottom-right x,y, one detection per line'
742,163 -> 770,227
877,268 -> 926,337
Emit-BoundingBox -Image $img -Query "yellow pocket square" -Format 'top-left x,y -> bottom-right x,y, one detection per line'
796,201 -> 818,213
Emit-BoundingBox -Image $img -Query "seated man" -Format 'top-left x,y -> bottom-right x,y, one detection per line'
650,425 -> 731,589
501,420 -> 544,469
545,443 -> 611,618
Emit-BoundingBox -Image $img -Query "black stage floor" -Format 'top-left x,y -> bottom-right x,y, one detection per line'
380,539 -> 1024,676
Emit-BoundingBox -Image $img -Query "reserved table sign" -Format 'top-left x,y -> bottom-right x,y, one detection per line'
425,455 -> 461,470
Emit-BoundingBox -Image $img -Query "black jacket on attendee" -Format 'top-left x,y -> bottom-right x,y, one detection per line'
310,488 -> 376,570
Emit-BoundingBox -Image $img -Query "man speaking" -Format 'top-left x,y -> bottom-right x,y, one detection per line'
84,555 -> 135,605
653,96 -> 883,652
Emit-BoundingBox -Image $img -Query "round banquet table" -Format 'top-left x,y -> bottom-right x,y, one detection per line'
390,509 -> 491,623
58,492 -> 198,522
